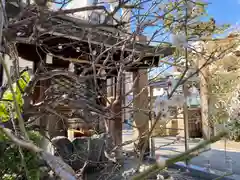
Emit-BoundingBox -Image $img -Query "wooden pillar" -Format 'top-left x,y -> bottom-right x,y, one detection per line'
124,72 -> 133,126
97,78 -> 107,133
107,77 -> 115,97
133,69 -> 149,155
112,98 -> 122,151
107,77 -> 114,135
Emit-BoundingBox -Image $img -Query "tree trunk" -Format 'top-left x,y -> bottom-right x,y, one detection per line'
133,69 -> 150,157
198,57 -> 212,140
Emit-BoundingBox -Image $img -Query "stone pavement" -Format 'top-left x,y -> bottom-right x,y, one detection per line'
122,130 -> 240,176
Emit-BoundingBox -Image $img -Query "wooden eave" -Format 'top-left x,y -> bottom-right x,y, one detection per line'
5,4 -> 174,70
38,14 -> 174,57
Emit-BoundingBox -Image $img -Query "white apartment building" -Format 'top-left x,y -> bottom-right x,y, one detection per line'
65,0 -> 105,24
65,0 -> 130,25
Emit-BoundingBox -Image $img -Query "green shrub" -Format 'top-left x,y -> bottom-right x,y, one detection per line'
227,120 -> 240,141
0,130 -> 43,180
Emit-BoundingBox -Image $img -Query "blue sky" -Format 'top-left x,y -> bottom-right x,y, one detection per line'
149,0 -> 240,78
207,0 -> 240,26
139,0 -> 240,38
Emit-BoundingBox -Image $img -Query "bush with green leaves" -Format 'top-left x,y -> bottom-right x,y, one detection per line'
0,130 -> 43,180
226,120 -> 240,141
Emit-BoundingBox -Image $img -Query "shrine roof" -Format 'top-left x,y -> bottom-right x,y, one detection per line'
5,2 -> 174,70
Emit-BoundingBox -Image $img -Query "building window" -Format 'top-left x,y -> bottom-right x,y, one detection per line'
187,85 -> 201,107
93,0 -> 98,5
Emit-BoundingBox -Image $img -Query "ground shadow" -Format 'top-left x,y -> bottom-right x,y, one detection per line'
158,149 -> 240,175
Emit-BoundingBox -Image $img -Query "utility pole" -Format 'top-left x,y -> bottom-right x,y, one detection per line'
183,82 -> 189,165
149,86 -> 155,158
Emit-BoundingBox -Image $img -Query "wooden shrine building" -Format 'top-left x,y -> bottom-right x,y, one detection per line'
2,2 -> 174,151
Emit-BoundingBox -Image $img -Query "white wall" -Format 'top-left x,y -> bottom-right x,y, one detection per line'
3,55 -> 33,83
65,0 -> 91,20
65,0 -> 130,25
65,0 -> 106,24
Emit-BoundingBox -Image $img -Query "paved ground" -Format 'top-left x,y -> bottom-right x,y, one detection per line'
122,130 -> 240,176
